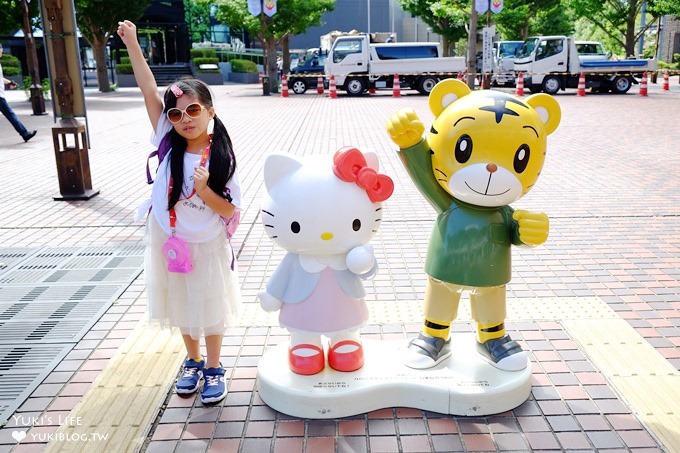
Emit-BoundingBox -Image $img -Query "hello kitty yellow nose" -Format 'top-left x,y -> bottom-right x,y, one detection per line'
321,232 -> 333,241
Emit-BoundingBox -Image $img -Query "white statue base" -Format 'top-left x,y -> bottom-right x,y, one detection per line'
257,336 -> 532,419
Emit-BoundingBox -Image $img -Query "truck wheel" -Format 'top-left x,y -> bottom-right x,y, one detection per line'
290,78 -> 307,95
345,77 -> 366,96
541,75 -> 561,95
417,76 -> 438,95
612,76 -> 632,94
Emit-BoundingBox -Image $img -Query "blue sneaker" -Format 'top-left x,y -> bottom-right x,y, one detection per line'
200,365 -> 227,404
175,358 -> 204,394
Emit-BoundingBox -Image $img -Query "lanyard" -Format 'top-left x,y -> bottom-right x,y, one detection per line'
168,144 -> 211,234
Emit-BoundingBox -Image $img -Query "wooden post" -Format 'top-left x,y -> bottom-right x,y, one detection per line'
42,0 -> 99,200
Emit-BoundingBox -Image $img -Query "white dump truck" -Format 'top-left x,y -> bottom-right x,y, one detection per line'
324,33 -> 466,95
513,35 -> 656,94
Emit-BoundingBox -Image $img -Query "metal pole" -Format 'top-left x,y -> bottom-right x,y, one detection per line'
367,0 -> 371,36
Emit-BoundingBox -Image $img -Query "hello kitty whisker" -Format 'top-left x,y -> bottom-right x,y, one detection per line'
262,209 -> 275,217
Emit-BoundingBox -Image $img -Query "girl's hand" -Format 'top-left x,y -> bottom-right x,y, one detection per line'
193,166 -> 210,195
116,20 -> 138,47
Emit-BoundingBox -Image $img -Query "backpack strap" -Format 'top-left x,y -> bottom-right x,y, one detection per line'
146,149 -> 159,184
147,133 -> 172,184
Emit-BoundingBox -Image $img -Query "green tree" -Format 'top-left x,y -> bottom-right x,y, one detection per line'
0,0 -> 40,35
215,0 -> 334,93
75,0 -> 152,92
493,0 -> 572,40
185,0 -> 213,43
568,0 -> 680,57
399,0 -> 468,55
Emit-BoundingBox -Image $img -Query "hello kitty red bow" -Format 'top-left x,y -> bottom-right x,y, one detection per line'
333,147 -> 394,203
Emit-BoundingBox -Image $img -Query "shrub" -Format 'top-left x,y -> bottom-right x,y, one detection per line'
116,63 -> 133,74
230,58 -> 257,73
3,65 -> 20,76
120,56 -> 131,65
1,54 -> 20,76
190,48 -> 217,59
193,57 -> 219,66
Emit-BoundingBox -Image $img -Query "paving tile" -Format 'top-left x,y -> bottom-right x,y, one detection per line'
3,85 -> 679,453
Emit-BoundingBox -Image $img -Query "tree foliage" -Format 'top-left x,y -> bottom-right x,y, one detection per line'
0,0 -> 43,38
399,0 -> 468,55
184,0 -> 213,43
568,0 -> 680,56
74,0 -> 152,92
494,0 -> 572,40
215,0 -> 334,93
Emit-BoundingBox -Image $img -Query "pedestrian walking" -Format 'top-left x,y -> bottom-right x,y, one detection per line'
0,44 -> 36,142
117,20 -> 242,404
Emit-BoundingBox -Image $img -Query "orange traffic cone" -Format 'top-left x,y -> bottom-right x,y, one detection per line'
639,72 -> 648,96
576,72 -> 586,96
515,71 -> 524,96
392,73 -> 401,97
662,70 -> 670,91
316,76 -> 325,94
281,73 -> 289,97
329,75 -> 337,99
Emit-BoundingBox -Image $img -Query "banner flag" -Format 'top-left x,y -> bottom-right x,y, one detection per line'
263,0 -> 277,17
248,0 -> 261,15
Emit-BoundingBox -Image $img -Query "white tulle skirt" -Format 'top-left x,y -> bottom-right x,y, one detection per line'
144,215 -> 241,340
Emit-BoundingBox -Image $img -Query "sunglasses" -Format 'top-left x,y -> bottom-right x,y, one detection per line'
166,103 -> 205,124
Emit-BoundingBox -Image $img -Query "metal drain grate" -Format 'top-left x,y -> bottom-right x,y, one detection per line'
0,245 -> 144,424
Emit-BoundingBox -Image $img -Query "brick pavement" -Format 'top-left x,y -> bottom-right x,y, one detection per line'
0,79 -> 679,452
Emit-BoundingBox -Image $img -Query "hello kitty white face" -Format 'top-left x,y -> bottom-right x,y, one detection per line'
261,150 -> 393,256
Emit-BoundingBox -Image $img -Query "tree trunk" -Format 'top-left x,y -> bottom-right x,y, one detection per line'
467,4 -> 478,89
264,38 -> 279,94
281,35 -> 291,73
91,35 -> 111,93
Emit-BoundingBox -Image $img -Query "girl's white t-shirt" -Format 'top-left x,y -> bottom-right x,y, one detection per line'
148,115 -> 241,243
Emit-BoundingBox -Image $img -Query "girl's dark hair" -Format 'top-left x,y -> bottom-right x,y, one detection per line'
162,78 -> 236,210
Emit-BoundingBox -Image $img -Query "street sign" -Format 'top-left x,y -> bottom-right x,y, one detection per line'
482,26 -> 495,73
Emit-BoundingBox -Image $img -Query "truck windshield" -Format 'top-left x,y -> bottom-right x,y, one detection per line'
498,42 -> 522,58
516,39 -> 538,59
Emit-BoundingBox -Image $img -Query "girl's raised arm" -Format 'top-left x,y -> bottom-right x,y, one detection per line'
117,20 -> 163,131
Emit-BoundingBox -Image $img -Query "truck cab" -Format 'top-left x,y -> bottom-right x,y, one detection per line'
491,40 -> 523,86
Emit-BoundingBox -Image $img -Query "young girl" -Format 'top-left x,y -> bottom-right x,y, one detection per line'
117,20 -> 241,404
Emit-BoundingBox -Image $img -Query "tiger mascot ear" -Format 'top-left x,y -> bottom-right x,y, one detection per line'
428,79 -> 472,117
525,93 -> 561,135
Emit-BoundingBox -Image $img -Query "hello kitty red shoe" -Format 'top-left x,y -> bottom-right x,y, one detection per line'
328,340 -> 364,372
288,344 -> 325,375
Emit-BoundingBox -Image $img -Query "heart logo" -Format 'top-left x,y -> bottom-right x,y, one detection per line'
12,431 -> 26,442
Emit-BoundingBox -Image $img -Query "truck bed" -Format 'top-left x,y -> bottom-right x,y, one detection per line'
369,57 -> 466,75
579,59 -> 656,72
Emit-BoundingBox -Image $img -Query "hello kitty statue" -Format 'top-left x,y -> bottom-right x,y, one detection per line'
258,147 -> 394,376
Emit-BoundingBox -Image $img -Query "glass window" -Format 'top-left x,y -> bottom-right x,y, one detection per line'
516,38 -> 538,59
374,45 -> 438,60
333,39 -> 363,63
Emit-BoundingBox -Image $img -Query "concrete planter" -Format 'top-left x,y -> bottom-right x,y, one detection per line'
116,74 -> 137,88
218,62 -> 231,82
229,72 -> 259,84
195,72 -> 223,85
